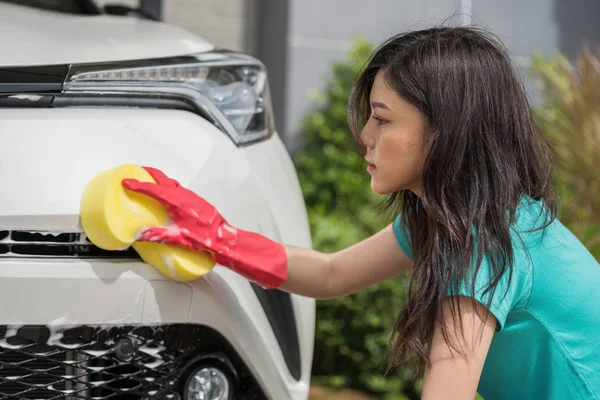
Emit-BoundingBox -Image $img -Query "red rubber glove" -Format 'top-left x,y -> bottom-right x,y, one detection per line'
122,167 -> 288,289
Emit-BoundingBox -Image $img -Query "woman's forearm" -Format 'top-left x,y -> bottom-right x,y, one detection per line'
278,224 -> 412,299
279,245 -> 336,299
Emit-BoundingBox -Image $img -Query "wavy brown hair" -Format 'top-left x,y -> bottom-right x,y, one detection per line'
348,26 -> 557,374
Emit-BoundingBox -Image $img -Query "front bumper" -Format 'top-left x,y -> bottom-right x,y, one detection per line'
0,323 -> 259,400
0,257 -> 309,399
0,107 -> 315,399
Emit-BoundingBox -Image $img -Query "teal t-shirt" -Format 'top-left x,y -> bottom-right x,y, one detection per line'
393,198 -> 600,400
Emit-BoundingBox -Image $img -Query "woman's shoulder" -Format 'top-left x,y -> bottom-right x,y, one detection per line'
513,195 -> 558,237
514,196 -> 597,266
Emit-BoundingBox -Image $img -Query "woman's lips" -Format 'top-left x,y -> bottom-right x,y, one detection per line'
367,162 -> 376,172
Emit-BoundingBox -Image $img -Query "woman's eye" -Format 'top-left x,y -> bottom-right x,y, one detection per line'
372,116 -> 387,126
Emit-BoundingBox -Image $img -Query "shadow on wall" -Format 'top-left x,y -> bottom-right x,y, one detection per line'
553,0 -> 600,59
256,0 -> 290,142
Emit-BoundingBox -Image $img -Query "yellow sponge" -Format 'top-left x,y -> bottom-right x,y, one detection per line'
80,164 -> 215,282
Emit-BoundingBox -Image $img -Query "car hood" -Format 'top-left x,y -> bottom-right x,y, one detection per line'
0,2 -> 214,67
0,107 -> 244,232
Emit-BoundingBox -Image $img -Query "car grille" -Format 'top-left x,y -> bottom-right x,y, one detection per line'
0,325 -> 182,400
0,230 -> 140,259
0,324 -> 267,400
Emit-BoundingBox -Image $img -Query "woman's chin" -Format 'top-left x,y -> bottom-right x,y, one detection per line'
370,179 -> 394,195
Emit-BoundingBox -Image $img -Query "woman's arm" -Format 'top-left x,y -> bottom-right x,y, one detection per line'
120,168 -> 410,296
421,296 -> 496,400
279,223 -> 412,299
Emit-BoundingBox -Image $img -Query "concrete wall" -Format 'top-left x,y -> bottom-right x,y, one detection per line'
281,0 -> 600,151
163,0 -> 258,53
254,0 -> 291,142
284,0 -> 461,148
96,0 -> 258,52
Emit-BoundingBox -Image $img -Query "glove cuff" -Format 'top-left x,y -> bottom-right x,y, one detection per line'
212,228 -> 288,289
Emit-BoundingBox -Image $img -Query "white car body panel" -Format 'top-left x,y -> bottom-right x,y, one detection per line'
0,2 -> 214,66
0,107 -> 315,399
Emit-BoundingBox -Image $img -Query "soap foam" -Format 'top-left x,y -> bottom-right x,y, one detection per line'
4,325 -> 20,338
142,357 -> 165,369
223,224 -> 238,235
82,349 -> 112,357
161,254 -> 176,278
208,209 -> 219,225
0,338 -> 23,350
139,343 -> 166,356
48,313 -> 71,327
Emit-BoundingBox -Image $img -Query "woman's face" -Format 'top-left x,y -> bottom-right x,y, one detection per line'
360,69 -> 428,196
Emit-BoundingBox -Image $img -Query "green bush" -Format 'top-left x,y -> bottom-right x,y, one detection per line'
531,48 -> 600,259
293,37 -> 383,247
293,37 -> 420,399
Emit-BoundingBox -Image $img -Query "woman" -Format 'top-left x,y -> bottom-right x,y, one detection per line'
122,26 -> 600,400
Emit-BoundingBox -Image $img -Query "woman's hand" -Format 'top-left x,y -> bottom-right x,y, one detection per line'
122,166 -> 287,289
123,166 -> 413,296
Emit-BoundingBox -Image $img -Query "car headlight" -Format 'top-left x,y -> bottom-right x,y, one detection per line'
63,52 -> 275,146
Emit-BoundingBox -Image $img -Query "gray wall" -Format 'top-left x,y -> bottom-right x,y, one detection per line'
284,0 -> 461,149
161,0 -> 258,52
255,0 -> 291,143
279,0 -> 600,151
97,0 -> 258,52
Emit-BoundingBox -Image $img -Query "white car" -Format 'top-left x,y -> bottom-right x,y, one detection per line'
0,1 -> 315,399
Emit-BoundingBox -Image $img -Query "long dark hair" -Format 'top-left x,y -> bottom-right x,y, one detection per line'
348,26 -> 557,374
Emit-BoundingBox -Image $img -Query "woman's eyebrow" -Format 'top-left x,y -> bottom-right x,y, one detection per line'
371,101 -> 390,110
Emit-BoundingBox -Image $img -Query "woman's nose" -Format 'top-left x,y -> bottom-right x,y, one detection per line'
360,127 -> 375,149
